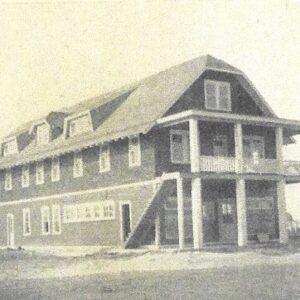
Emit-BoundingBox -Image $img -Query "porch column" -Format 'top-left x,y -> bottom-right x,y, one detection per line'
277,179 -> 289,244
234,123 -> 243,173
189,118 -> 203,249
275,127 -> 284,174
177,176 -> 185,249
155,213 -> 161,248
236,179 -> 248,247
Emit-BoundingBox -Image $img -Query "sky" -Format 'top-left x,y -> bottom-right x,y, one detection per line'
0,0 -> 299,218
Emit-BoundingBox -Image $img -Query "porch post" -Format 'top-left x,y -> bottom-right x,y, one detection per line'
277,179 -> 289,244
234,123 -> 243,173
177,176 -> 185,249
236,178 -> 248,247
155,213 -> 161,248
275,127 -> 284,174
189,118 -> 203,249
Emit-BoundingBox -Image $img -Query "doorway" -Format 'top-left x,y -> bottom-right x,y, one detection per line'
7,214 -> 15,248
120,202 -> 131,242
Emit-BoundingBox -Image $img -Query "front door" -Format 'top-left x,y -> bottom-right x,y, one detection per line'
218,199 -> 237,243
7,214 -> 15,248
121,203 -> 131,242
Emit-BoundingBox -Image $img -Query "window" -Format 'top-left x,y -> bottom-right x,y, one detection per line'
23,208 -> 31,236
36,161 -> 44,185
41,206 -> 50,235
2,139 -> 18,156
243,136 -> 265,160
128,135 -> 141,167
222,203 -> 233,223
51,157 -> 60,182
52,205 -> 61,235
103,201 -> 115,220
21,165 -> 30,188
36,123 -> 49,145
213,135 -> 228,156
68,114 -> 91,137
99,144 -> 110,173
4,169 -> 12,191
170,130 -> 190,164
73,152 -> 83,178
63,201 -> 115,223
204,80 -> 231,111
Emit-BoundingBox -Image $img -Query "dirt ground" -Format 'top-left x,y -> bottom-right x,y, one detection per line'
0,242 -> 300,299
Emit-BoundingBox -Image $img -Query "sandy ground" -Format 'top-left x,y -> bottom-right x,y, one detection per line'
1,244 -> 300,281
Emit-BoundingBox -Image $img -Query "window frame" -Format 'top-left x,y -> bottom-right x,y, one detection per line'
52,205 -> 61,235
2,138 -> 18,157
65,112 -> 93,138
41,206 -> 51,235
21,165 -> 30,188
99,144 -> 111,173
36,123 -> 50,145
128,135 -> 141,168
170,129 -> 190,164
4,169 -> 12,191
204,80 -> 231,112
35,161 -> 44,185
51,157 -> 60,182
73,151 -> 83,178
243,135 -> 265,159
22,208 -> 31,236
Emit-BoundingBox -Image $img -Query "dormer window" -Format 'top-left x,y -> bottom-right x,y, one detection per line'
204,80 -> 231,112
2,138 -> 18,156
36,123 -> 49,145
68,113 -> 92,138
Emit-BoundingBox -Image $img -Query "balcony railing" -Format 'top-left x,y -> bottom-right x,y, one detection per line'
284,161 -> 300,176
200,156 -> 236,173
243,158 -> 280,174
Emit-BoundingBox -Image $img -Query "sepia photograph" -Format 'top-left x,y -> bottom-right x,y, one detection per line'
0,0 -> 299,299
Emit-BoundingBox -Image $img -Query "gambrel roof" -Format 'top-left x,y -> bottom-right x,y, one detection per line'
0,54 -> 298,169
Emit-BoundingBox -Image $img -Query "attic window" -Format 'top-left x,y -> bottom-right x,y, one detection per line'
204,80 -> 231,112
68,114 -> 92,137
36,123 -> 49,145
2,139 -> 18,156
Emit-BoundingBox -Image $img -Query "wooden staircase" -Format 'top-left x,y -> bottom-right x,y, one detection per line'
124,179 -> 174,249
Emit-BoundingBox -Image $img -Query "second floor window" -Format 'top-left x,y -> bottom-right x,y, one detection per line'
4,169 -> 12,191
21,165 -> 30,188
128,135 -> 141,167
36,123 -> 49,145
36,161 -> 44,185
23,208 -> 31,236
73,151 -> 83,178
51,157 -> 60,182
204,80 -> 231,112
170,130 -> 190,164
99,144 -> 110,173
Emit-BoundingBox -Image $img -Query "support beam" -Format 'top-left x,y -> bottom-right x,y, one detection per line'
277,179 -> 289,244
275,127 -> 284,174
191,177 -> 203,249
234,123 -> 243,173
189,118 -> 201,173
177,177 -> 185,250
236,179 -> 248,247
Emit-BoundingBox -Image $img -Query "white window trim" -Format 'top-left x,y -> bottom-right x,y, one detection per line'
128,135 -> 141,168
73,151 -> 83,178
2,137 -> 18,157
35,161 -> 45,185
63,110 -> 93,139
204,80 -> 231,112
52,205 -> 62,235
41,206 -> 51,235
243,135 -> 265,159
4,169 -> 12,191
35,122 -> 50,145
51,157 -> 60,182
170,129 -> 190,164
22,208 -> 31,236
99,144 -> 111,173
21,165 -> 30,188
